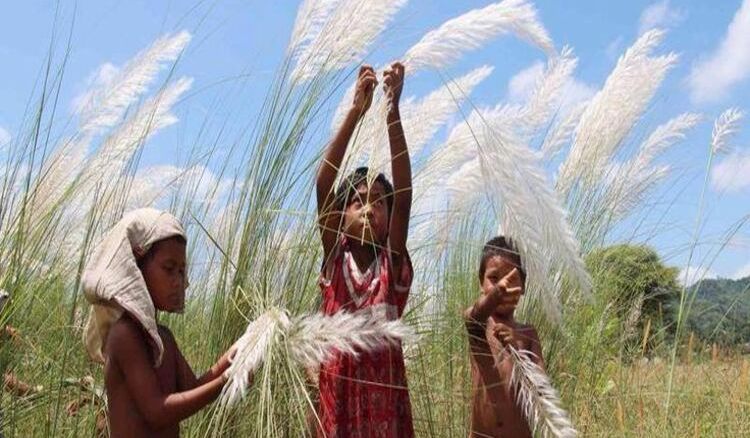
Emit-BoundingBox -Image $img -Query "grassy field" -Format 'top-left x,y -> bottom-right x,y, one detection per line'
2,1 -> 748,437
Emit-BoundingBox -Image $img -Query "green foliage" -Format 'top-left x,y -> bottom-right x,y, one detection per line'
685,277 -> 750,346
586,244 -> 680,325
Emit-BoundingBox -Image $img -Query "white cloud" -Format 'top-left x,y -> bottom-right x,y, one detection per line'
71,62 -> 120,114
507,61 -> 596,113
0,125 -> 10,149
688,0 -> 750,103
679,265 -> 718,286
732,261 -> 750,279
711,151 -> 750,192
638,0 -> 686,35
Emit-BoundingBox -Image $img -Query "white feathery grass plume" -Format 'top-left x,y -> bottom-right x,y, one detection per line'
287,0 -> 343,55
540,102 -> 587,159
76,31 -> 191,134
30,136 -> 89,216
81,77 -> 193,188
508,347 -> 578,438
354,65 -> 495,176
125,164 -> 182,209
445,157 -> 485,210
332,0 -> 552,130
288,307 -> 416,369
413,157 -> 485,263
601,163 -> 671,219
710,108 -> 743,155
599,113 -> 701,219
291,0 -> 408,82
477,122 -> 591,320
416,105 -> 514,187
403,65 -> 494,158
417,48 -> 576,195
403,0 -> 554,72
220,309 -> 289,407
633,112 -> 702,168
219,307 -> 415,407
517,46 -> 578,135
27,32 -> 191,223
556,29 -> 678,196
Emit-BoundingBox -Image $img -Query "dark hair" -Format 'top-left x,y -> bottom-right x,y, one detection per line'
136,234 -> 187,271
334,167 -> 394,213
479,235 -> 526,285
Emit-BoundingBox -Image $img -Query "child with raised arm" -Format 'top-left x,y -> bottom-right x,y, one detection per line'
82,208 -> 245,437
313,63 -> 414,437
464,236 -> 545,438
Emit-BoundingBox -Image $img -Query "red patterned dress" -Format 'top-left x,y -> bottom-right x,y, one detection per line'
317,236 -> 414,437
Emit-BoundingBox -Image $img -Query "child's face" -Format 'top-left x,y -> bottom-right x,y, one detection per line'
140,237 -> 187,313
481,255 -> 524,318
343,181 -> 389,245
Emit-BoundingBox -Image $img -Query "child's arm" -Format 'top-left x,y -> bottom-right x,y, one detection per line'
157,327 -> 234,392
383,62 -> 411,260
175,345 -> 235,391
108,320 -> 232,429
316,66 -> 377,261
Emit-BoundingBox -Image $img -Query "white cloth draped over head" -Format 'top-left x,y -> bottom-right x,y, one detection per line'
82,208 -> 186,367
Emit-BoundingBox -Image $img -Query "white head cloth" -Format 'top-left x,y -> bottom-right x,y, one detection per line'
82,208 -> 186,367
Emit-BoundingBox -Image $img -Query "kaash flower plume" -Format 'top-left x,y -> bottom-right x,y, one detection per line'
599,113 -> 701,219
75,31 -> 191,134
30,32 -> 192,220
402,65 -> 494,158
354,65 -> 494,178
219,308 -> 415,407
288,308 -> 416,369
291,0 -> 408,81
81,77 -> 192,189
517,46 -> 578,135
287,0 -> 343,55
508,347 -> 578,438
403,0 -> 554,72
634,113 -> 702,168
221,310 -> 288,407
541,102 -> 587,159
478,122 -> 591,320
711,108 -> 744,155
557,29 -> 678,196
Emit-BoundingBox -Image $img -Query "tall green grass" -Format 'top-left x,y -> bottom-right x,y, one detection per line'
1,8 -> 749,438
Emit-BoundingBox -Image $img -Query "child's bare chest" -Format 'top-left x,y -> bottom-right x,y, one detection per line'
154,336 -> 179,394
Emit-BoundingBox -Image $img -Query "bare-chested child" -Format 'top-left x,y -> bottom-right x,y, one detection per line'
82,209 -> 246,437
464,236 -> 544,438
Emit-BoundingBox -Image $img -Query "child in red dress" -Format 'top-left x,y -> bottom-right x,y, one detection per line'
313,63 -> 414,437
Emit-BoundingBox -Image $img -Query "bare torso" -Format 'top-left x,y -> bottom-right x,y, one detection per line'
105,320 -> 179,438
467,320 -> 540,438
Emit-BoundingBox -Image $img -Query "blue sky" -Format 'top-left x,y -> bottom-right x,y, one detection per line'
1,0 -> 748,282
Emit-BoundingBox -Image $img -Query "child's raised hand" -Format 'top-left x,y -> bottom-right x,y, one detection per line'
499,267 -> 522,293
383,62 -> 405,109
352,65 -> 377,117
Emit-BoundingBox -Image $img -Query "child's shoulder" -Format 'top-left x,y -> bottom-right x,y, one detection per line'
107,315 -> 148,357
109,314 -> 143,338
156,324 -> 180,350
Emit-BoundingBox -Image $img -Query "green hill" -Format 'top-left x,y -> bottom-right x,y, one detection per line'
684,276 -> 750,346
